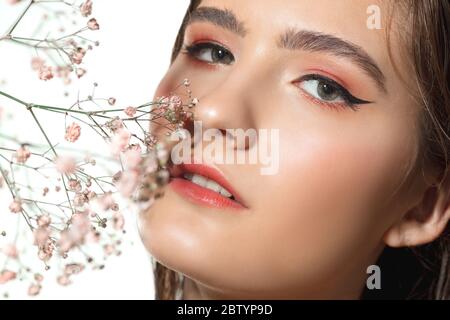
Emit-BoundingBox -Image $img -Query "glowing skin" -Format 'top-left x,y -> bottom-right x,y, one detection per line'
139,0 -> 450,299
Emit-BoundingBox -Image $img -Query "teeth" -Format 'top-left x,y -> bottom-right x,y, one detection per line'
183,173 -> 233,198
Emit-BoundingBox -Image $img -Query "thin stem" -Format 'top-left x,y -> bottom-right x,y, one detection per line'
5,0 -> 34,36
28,107 -> 58,157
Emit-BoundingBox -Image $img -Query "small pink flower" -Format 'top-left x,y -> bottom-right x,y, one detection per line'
106,117 -> 124,132
110,129 -> 131,156
123,149 -> 142,170
28,284 -> 41,296
116,170 -> 139,197
57,275 -> 72,286
34,227 -> 50,247
76,68 -> 86,78
65,122 -> 81,143
87,18 -> 99,30
55,156 -> 77,174
80,0 -> 93,17
38,65 -> 53,81
37,241 -> 53,262
124,106 -> 137,117
7,0 -> 22,5
58,231 -> 73,253
9,200 -> 22,213
34,274 -> 44,283
15,146 -> 31,163
31,57 -> 44,71
169,95 -> 182,110
68,179 -> 82,192
103,244 -> 114,256
73,193 -> 87,207
0,270 -> 16,284
37,215 -> 51,227
64,263 -> 84,275
1,244 -> 18,259
70,47 -> 86,65
157,96 -> 169,108
113,212 -> 125,231
108,97 -> 116,106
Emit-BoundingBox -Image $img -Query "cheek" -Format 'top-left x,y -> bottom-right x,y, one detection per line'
251,118 -> 418,273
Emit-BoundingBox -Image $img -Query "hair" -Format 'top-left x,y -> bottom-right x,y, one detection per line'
153,0 -> 450,300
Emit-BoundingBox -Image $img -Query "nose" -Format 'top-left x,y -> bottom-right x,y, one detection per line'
191,71 -> 260,150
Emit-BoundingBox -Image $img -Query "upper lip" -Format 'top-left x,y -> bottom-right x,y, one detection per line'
169,163 -> 247,208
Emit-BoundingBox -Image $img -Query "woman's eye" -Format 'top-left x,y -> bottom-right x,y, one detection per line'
297,75 -> 372,108
301,79 -> 342,102
184,42 -> 235,65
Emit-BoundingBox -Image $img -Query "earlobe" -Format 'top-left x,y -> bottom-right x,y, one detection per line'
383,184 -> 450,248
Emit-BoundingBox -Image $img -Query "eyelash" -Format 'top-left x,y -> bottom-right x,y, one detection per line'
182,42 -> 235,66
182,41 -> 372,111
296,74 -> 372,111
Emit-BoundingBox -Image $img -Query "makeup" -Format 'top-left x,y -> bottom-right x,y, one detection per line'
169,163 -> 246,210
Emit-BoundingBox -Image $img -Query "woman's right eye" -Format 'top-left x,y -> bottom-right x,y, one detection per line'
183,42 -> 235,65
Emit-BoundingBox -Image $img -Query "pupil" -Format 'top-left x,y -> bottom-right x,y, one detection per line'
318,81 -> 338,100
213,48 -> 225,61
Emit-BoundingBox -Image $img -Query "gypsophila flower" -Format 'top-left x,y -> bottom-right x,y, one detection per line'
38,65 -> 54,81
70,47 -> 86,65
87,18 -> 99,31
1,244 -> 18,259
108,97 -> 116,106
27,284 -> 41,296
65,122 -> 81,142
110,129 -> 131,156
124,106 -> 137,117
9,200 -> 22,213
0,271 -> 16,284
55,156 -> 77,174
76,68 -> 87,78
80,0 -> 93,17
15,146 -> 31,163
31,57 -> 44,71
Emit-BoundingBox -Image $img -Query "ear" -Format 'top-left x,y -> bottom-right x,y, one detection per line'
383,175 -> 450,248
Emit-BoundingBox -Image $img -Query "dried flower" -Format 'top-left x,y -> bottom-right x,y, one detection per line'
55,156 -> 77,174
87,18 -> 99,30
68,179 -> 82,192
1,244 -> 18,259
110,129 -> 131,156
37,215 -> 51,227
80,0 -> 93,17
31,57 -> 44,71
15,146 -> 31,163
70,47 -> 86,65
57,275 -> 72,286
9,200 -> 22,213
108,97 -> 116,106
76,68 -> 87,78
0,270 -> 16,284
124,106 -> 137,117
65,122 -> 81,142
38,65 -> 54,81
27,284 -> 41,296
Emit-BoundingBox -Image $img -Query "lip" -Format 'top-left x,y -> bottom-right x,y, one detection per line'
168,163 -> 247,210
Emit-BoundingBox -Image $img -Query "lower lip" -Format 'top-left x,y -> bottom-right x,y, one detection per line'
169,178 -> 245,210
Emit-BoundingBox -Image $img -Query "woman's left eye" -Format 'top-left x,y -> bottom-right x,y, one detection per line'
296,74 -> 371,109
183,42 -> 235,65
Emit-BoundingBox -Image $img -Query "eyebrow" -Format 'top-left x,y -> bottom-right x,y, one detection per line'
188,7 -> 387,93
188,6 -> 248,37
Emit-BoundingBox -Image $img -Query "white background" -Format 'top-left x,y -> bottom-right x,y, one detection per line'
0,0 -> 189,299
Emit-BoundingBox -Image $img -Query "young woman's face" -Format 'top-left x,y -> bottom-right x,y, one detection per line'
140,0 -> 427,298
